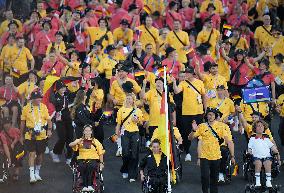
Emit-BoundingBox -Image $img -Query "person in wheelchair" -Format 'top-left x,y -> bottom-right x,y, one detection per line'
69,125 -> 105,192
139,139 -> 168,193
247,120 -> 281,188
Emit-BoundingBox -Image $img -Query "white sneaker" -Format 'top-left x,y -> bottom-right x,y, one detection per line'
122,173 -> 128,179
45,147 -> 50,154
116,147 -> 122,157
145,141 -> 151,148
66,158 -> 72,165
50,151 -> 60,163
82,187 -> 88,192
218,173 -> 225,182
266,180 -> 272,188
30,174 -> 37,183
129,179 -> 136,183
35,173 -> 42,181
185,153 -> 192,162
0,178 -> 4,183
87,186 -> 95,191
255,179 -> 261,187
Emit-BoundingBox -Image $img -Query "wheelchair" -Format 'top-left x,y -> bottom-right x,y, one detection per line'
71,160 -> 104,193
142,175 -> 168,193
219,146 -> 234,184
243,152 -> 281,193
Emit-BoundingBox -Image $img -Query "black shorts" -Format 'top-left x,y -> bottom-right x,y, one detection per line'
24,139 -> 47,154
3,101 -> 20,110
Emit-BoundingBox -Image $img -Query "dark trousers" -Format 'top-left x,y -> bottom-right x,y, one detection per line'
220,146 -> 230,174
92,109 -> 104,144
75,125 -> 84,139
78,160 -> 98,187
53,119 -> 74,159
279,117 -> 284,146
148,176 -> 167,193
200,159 -> 220,193
181,114 -> 203,154
120,131 -> 139,179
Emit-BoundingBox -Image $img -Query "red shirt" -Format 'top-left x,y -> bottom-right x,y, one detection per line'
229,58 -> 254,85
1,32 -> 22,47
34,30 -> 56,55
123,14 -> 140,29
162,58 -> 182,78
122,0 -> 144,12
153,18 -> 164,29
166,11 -> 182,30
227,14 -> 249,27
253,69 -> 275,85
41,60 -> 65,77
200,12 -> 221,29
0,86 -> 20,102
66,0 -> 81,10
0,128 -> 20,147
50,16 -> 61,31
110,8 -> 128,31
43,0 -> 59,9
84,16 -> 98,28
191,55 -> 215,73
70,21 -> 88,52
179,7 -> 195,30
23,22 -> 42,49
143,55 -> 156,72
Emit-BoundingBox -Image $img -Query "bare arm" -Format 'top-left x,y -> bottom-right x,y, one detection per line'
220,44 -> 231,62
252,50 -> 265,63
172,78 -> 182,94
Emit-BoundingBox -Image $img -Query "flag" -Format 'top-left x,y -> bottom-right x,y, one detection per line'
224,29 -> 232,37
223,24 -> 232,29
134,71 -> 145,77
232,164 -> 239,176
153,67 -> 165,77
135,30 -> 142,41
143,5 -> 152,15
153,68 -> 176,185
103,110 -> 113,117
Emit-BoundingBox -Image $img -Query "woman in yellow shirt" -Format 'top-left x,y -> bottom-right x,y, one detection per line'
69,125 -> 105,192
115,93 -> 143,182
17,70 -> 38,105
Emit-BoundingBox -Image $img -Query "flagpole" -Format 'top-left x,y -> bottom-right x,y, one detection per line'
164,67 -> 172,193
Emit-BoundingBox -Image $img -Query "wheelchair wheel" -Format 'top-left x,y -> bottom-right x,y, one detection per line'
95,171 -> 104,193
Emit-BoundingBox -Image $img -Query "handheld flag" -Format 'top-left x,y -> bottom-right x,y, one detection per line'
108,134 -> 118,143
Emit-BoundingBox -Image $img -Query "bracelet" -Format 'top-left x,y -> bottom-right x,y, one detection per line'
100,162 -> 104,165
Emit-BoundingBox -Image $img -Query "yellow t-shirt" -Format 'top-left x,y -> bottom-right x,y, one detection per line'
203,73 -> 228,94
0,44 -> 16,72
144,89 -> 174,126
110,78 -> 141,107
178,79 -> 206,115
62,61 -> 80,92
87,27 -> 114,50
89,88 -> 104,112
96,56 -> 117,79
159,36 -> 167,57
46,41 -> 66,55
113,27 -> 133,46
194,121 -> 228,160
90,52 -> 106,71
0,19 -> 23,35
137,25 -> 160,53
254,25 -> 272,49
17,81 -> 38,99
116,107 -> 143,132
197,28 -> 220,59
277,94 -> 284,117
200,0 -> 224,15
6,46 -> 33,76
166,30 -> 190,63
229,37 -> 249,50
216,55 -> 230,81
247,0 -> 268,20
266,36 -> 284,57
240,101 -> 269,122
144,0 -> 165,14
208,97 -> 235,121
21,103 -> 50,140
72,138 -> 105,160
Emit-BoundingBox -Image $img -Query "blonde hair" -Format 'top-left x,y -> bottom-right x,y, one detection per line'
123,93 -> 137,107
71,90 -> 86,119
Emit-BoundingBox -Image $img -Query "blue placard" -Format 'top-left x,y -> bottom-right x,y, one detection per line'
242,85 -> 271,104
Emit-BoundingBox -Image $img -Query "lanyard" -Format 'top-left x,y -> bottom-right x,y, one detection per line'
44,31 -> 51,43
30,102 -> 42,124
3,87 -> 12,103
169,59 -> 176,74
216,98 -> 225,109
13,47 -> 23,64
74,23 -> 82,36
